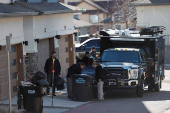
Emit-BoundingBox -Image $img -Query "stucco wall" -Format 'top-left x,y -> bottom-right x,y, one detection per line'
0,0 -> 11,4
0,17 -> 24,46
136,5 -> 170,45
79,14 -> 90,23
77,2 -> 97,10
23,13 -> 74,53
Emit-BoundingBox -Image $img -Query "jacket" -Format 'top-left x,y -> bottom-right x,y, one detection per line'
67,64 -> 81,77
90,51 -> 97,59
95,65 -> 104,82
44,57 -> 61,76
81,55 -> 89,65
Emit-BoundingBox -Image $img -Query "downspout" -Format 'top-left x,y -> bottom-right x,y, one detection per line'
11,0 -> 15,4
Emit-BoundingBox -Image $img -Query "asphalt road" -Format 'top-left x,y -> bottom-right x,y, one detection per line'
64,70 -> 170,113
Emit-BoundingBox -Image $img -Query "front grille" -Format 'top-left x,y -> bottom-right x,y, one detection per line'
103,68 -> 128,79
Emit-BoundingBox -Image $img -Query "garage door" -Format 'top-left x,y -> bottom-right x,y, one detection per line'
37,39 -> 50,72
0,45 -> 18,101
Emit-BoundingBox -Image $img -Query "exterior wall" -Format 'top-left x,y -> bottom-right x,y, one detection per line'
58,35 -> 69,78
0,17 -> 24,46
80,27 -> 88,35
77,2 -> 98,10
136,5 -> 170,45
99,13 -> 104,22
79,14 -> 90,23
23,13 -> 74,53
0,0 -> 11,4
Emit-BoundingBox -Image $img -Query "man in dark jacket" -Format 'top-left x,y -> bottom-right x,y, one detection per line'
44,52 -> 61,96
81,51 -> 90,65
67,62 -> 85,98
92,62 -> 104,100
90,46 -> 98,60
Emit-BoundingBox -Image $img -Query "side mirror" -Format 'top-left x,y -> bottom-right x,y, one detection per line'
82,45 -> 86,49
148,58 -> 154,66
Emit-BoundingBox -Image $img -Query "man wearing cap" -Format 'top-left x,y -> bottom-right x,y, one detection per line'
90,46 -> 98,59
92,62 -> 104,101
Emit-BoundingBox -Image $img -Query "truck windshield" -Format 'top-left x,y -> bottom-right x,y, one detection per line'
101,51 -> 140,63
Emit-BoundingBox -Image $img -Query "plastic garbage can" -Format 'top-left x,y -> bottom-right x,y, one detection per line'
71,74 -> 94,102
20,85 -> 43,113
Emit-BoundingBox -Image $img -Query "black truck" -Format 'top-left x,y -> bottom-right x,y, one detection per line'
96,31 -> 165,97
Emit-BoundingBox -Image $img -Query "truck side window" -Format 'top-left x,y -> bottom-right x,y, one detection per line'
140,49 -> 147,61
85,40 -> 99,47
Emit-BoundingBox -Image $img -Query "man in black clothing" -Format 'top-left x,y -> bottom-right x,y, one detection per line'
44,52 -> 61,96
67,62 -> 85,98
81,51 -> 90,65
92,62 -> 104,100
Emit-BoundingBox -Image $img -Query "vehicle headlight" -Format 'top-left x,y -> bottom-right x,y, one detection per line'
129,69 -> 138,79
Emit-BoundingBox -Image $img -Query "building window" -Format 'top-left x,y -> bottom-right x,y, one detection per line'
11,46 -> 16,53
12,59 -> 16,66
66,58 -> 69,63
66,47 -> 68,52
12,72 -> 17,79
90,15 -> 99,23
65,37 -> 68,42
13,86 -> 17,93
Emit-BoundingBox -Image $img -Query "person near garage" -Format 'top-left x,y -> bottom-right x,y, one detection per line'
92,62 -> 105,101
66,62 -> 85,98
81,51 -> 90,65
44,52 -> 61,96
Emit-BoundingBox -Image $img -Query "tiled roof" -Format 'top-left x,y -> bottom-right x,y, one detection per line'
131,0 -> 170,6
14,1 -> 70,12
0,3 -> 34,13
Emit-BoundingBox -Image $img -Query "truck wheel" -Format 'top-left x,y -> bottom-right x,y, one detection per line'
154,78 -> 161,92
148,84 -> 154,92
137,79 -> 144,97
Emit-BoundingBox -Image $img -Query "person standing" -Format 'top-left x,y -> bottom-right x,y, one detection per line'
92,62 -> 104,101
90,46 -> 98,59
67,62 -> 85,98
81,51 -> 90,65
44,52 -> 61,96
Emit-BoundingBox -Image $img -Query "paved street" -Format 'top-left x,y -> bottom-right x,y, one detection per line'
64,70 -> 170,113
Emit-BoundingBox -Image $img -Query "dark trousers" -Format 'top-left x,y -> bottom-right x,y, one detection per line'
47,73 -> 56,94
67,77 -> 72,98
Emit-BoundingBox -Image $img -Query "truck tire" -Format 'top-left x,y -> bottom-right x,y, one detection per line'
137,79 -> 144,97
148,84 -> 154,91
154,78 -> 161,92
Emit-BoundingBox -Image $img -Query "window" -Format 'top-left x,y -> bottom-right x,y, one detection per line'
12,59 -> 16,66
65,47 -> 68,52
13,86 -> 17,93
12,72 -> 17,79
66,58 -> 69,63
11,46 -> 16,53
84,40 -> 99,47
140,49 -> 148,61
65,37 -> 68,42
90,15 -> 99,23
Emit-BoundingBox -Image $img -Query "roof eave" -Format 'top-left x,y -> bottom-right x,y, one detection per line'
0,12 -> 38,18
130,3 -> 170,6
43,10 -> 83,15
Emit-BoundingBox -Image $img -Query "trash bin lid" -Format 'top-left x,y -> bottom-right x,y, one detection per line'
70,74 -> 93,79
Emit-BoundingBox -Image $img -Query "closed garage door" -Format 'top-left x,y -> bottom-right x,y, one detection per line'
37,39 -> 50,72
0,45 -> 18,101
